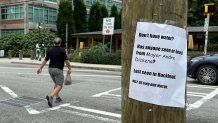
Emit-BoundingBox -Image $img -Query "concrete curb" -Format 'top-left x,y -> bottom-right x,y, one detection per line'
11,61 -> 121,72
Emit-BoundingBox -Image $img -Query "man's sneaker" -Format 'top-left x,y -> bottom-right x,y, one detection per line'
46,96 -> 53,107
55,97 -> 62,103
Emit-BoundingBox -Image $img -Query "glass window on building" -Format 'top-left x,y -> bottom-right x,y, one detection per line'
45,0 -> 57,3
1,29 -> 24,36
44,8 -> 57,24
108,0 -> 113,7
28,5 -> 57,25
99,0 -> 105,4
107,0 -> 113,12
1,5 -> 24,20
115,2 -> 122,12
85,0 -> 92,9
28,6 -> 33,22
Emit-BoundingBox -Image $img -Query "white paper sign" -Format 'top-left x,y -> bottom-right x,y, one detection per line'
102,17 -> 115,35
129,22 -> 187,108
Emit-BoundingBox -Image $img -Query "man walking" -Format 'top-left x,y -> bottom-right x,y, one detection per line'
37,37 -> 71,107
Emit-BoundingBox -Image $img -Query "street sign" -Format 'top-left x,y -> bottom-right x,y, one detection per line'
102,17 -> 115,35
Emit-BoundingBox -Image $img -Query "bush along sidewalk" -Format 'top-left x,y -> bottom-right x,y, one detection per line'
69,44 -> 121,65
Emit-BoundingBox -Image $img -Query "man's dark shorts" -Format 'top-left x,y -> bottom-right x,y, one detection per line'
49,68 -> 64,86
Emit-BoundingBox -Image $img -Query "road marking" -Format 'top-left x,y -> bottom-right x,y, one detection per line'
107,93 -> 121,97
187,94 -> 204,97
187,92 -> 207,97
0,85 -> 45,114
187,84 -> 218,89
58,109 -> 120,123
92,88 -> 121,97
26,102 -> 121,120
0,85 -> 18,98
33,103 -> 71,114
188,92 -> 207,95
188,88 -> 218,110
92,85 -> 218,111
25,105 -> 40,114
0,84 -> 121,120
66,105 -> 121,118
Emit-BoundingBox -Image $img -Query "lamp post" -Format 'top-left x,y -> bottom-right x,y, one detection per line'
38,22 -> 42,61
66,24 -> 68,54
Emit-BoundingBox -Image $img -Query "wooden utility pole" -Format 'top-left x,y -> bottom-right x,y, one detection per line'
121,0 -> 187,123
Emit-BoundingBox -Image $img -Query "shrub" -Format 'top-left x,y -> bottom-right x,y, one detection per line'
80,44 -> 121,65
187,51 -> 203,61
0,29 -> 55,58
101,51 -> 121,65
80,44 -> 105,64
0,34 -> 24,57
68,52 -> 80,62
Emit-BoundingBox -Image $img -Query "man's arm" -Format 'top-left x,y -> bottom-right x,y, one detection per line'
37,60 -> 48,74
65,60 -> 71,74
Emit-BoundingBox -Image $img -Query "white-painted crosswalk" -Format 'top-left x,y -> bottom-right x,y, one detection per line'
91,83 -> 218,111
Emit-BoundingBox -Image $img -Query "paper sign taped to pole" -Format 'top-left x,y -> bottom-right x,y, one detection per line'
129,22 -> 187,108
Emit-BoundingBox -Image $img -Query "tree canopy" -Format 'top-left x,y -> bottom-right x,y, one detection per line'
188,0 -> 218,26
57,0 -> 74,47
0,29 -> 55,56
110,4 -> 120,29
74,0 -> 87,33
88,2 -> 101,31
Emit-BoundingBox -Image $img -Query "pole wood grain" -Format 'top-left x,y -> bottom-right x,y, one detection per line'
121,0 -> 187,123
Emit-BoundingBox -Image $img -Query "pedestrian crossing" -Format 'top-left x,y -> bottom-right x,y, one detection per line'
91,83 -> 218,111
1,82 -> 218,122
0,96 -> 44,107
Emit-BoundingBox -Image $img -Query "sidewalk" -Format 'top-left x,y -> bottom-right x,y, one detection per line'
0,58 -> 121,72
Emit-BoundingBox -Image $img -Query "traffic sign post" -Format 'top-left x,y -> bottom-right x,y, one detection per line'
204,15 -> 210,55
102,17 -> 115,54
202,3 -> 217,55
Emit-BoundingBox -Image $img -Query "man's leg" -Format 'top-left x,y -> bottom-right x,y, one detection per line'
46,84 -> 62,107
53,85 -> 59,97
47,68 -> 63,107
53,84 -> 63,103
51,84 -> 62,98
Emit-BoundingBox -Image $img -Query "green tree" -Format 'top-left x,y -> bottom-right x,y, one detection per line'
0,29 -> 55,57
110,4 -> 119,29
57,0 -> 74,47
187,0 -> 218,52
0,34 -> 23,56
74,0 -> 87,33
118,9 -> 122,29
100,4 -> 109,26
188,0 -> 218,26
23,29 -> 55,50
88,2 -> 101,31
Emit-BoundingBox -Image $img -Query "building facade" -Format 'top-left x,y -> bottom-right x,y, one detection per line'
72,0 -> 122,14
0,0 -> 59,37
0,0 -> 122,37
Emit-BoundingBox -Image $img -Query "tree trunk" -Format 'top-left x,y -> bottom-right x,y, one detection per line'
121,0 -> 187,123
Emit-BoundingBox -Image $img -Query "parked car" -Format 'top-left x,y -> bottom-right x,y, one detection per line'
187,54 -> 218,85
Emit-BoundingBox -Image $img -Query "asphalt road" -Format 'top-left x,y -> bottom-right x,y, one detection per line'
0,63 -> 218,123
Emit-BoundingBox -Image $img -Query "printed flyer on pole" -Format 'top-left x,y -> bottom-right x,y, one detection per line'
129,22 -> 187,108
